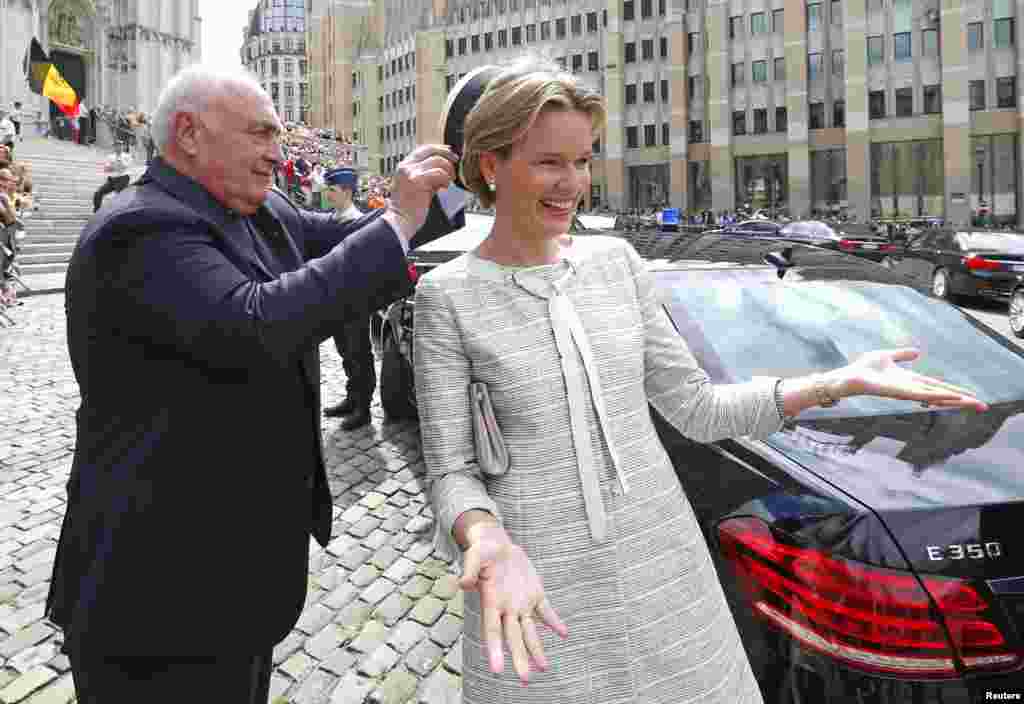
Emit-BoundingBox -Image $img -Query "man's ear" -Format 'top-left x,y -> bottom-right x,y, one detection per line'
174,112 -> 200,157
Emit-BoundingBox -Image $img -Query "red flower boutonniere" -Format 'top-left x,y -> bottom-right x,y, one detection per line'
407,262 -> 419,284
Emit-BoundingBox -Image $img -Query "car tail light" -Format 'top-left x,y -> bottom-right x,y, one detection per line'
963,254 -> 1002,271
879,243 -> 895,252
838,239 -> 857,251
718,517 -> 1019,678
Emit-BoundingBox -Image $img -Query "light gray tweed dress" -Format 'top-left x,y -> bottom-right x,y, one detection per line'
413,235 -> 785,704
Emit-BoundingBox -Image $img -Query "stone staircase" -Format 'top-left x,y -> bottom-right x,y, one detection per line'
13,137 -> 118,292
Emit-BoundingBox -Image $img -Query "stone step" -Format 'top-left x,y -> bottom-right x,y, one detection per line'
21,236 -> 79,245
18,261 -> 68,277
19,243 -> 75,258
19,251 -> 71,266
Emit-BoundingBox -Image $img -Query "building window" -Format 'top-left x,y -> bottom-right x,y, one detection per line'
526,24 -> 536,42
587,12 -> 598,32
832,49 -> 844,77
729,16 -> 743,39
642,38 -> 654,60
472,35 -> 481,52
923,84 -> 942,113
753,108 -> 768,133
995,18 -> 1015,48
572,54 -> 583,72
660,36 -> 668,58
688,75 -> 696,98
661,79 -> 669,101
997,76 -> 1016,108
807,3 -> 821,31
288,85 -> 296,100
894,87 -> 913,116
752,60 -> 767,82
922,28 -> 938,56
774,57 -> 786,81
894,32 -> 911,60
750,12 -> 767,35
688,32 -> 698,56
831,0 -> 842,25
773,8 -> 784,32
271,59 -> 279,77
733,110 -> 746,135
623,0 -> 635,21
662,122 -> 670,146
625,42 -> 636,63
833,100 -> 845,127
867,35 -> 884,65
659,0 -> 666,15
625,83 -> 637,104
776,107 -> 787,131
556,18 -> 566,38
511,26 -> 522,45
588,51 -> 599,71
641,0 -> 652,19
869,90 -> 886,118
732,62 -> 745,86
571,15 -> 582,35
809,102 -> 824,129
593,138 -> 601,153
968,23 -> 983,52
808,53 -> 823,79
626,125 -> 639,148
458,37 -> 466,55
485,32 -> 494,50
445,39 -> 453,58
644,124 -> 656,147
689,120 -> 703,143
643,81 -> 655,102
498,29 -> 507,47
970,80 -> 986,110
556,56 -> 567,69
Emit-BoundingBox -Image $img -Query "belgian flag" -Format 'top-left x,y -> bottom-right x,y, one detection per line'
25,38 -> 80,117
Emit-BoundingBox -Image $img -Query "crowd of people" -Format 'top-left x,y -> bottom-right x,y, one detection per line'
0,135 -> 35,312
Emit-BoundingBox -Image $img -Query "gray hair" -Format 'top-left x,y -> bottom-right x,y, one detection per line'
151,64 -> 266,154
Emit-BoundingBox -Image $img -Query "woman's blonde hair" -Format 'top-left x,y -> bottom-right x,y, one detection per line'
457,56 -> 606,209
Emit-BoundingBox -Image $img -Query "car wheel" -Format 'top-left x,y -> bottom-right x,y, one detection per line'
380,327 -> 418,420
931,268 -> 953,300
1010,290 -> 1024,339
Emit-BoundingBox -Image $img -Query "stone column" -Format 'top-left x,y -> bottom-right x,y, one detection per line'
941,0 -> 971,227
784,0 -> 810,218
415,28 -> 445,145
603,0 -> 626,211
667,0 -> 688,211
707,0 -> 734,212
844,0 -> 870,221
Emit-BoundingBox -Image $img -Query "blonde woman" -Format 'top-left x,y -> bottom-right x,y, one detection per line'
413,59 -> 986,703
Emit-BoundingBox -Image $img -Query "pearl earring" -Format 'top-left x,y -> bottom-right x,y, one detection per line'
487,181 -> 496,192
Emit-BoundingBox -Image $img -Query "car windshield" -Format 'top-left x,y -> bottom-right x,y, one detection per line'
659,269 -> 1024,417
960,233 -> 1024,253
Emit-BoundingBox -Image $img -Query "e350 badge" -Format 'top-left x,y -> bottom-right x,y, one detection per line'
927,542 -> 1004,561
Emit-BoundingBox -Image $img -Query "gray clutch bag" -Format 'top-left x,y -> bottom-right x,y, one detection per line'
469,382 -> 510,476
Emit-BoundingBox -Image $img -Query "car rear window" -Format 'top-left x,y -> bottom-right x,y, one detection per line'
658,269 -> 1024,417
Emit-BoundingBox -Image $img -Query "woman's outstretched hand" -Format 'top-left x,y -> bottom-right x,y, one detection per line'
836,348 -> 989,411
461,524 -> 568,685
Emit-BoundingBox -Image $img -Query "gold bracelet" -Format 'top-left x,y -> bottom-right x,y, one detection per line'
814,375 -> 839,408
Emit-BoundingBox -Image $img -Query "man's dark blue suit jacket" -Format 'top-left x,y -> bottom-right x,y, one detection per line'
45,157 -> 460,655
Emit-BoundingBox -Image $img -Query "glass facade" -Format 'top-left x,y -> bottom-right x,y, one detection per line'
688,161 -> 712,213
971,135 -> 1019,226
870,141 -> 944,218
735,155 -> 788,213
810,150 -> 847,216
628,164 -> 671,210
261,0 -> 305,33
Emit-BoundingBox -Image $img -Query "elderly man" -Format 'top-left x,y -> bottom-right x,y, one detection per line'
46,65 -> 460,702
0,111 -> 15,155
321,167 -> 375,428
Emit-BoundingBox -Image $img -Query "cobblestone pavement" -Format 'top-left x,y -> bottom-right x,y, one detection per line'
0,294 -> 463,704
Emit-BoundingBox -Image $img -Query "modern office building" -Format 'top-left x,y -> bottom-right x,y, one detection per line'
0,0 -> 201,120
242,0 -> 309,125
308,0 -> 1023,224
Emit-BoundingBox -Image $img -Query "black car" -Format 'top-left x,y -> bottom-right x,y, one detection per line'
883,229 -> 1024,303
722,220 -> 895,262
380,228 -> 1024,703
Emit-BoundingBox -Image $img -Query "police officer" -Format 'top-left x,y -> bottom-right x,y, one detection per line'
321,167 -> 375,429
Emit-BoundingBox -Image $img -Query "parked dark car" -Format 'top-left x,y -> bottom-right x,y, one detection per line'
380,227 -> 1024,703
882,229 -> 1024,304
722,220 -> 895,262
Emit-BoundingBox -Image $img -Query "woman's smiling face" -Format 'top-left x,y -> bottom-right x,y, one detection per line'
485,108 -> 594,241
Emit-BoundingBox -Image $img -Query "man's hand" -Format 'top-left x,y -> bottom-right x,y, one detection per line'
461,524 -> 569,685
383,145 -> 458,245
